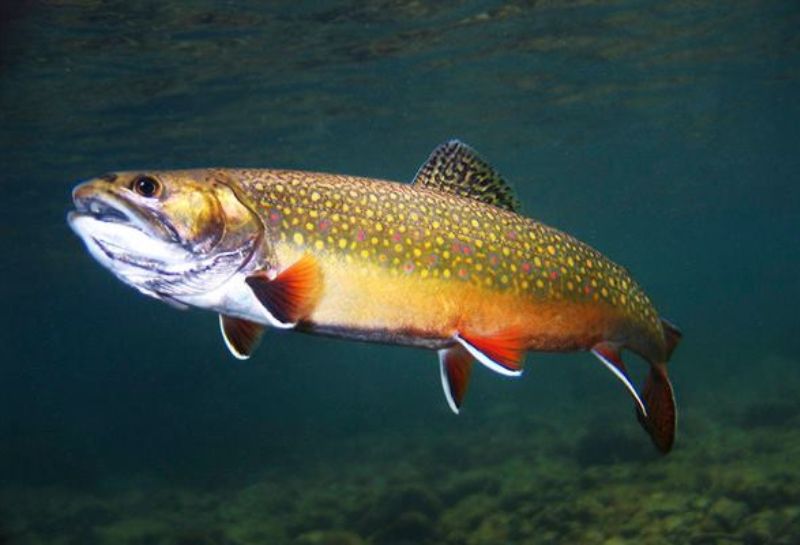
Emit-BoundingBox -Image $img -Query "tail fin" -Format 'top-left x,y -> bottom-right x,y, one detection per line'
661,318 -> 682,360
638,363 -> 677,453
638,319 -> 681,453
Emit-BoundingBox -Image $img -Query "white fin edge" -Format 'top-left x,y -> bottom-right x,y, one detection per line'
591,348 -> 648,418
219,315 -> 251,361
438,349 -> 460,415
454,333 -> 523,378
263,312 -> 296,330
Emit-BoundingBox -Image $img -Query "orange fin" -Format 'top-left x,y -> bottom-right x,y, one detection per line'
661,319 -> 682,360
219,315 -> 265,360
454,328 -> 525,377
245,254 -> 322,327
639,363 -> 677,453
438,345 -> 474,414
591,342 -> 648,418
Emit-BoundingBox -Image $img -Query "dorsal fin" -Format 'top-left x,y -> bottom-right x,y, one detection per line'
412,140 -> 521,213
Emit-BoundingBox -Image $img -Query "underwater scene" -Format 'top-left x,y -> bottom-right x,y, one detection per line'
1,1 -> 799,544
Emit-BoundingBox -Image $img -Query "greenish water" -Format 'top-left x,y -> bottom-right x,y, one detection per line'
1,1 -> 799,544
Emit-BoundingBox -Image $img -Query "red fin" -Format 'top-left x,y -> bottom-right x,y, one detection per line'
438,345 -> 474,414
245,255 -> 322,326
591,342 -> 647,419
661,319 -> 682,360
455,328 -> 526,377
639,363 -> 677,453
219,315 -> 265,360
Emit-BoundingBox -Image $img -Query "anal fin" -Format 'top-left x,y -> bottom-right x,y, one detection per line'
219,315 -> 265,360
438,345 -> 474,414
455,328 -> 525,377
591,342 -> 648,418
245,254 -> 322,328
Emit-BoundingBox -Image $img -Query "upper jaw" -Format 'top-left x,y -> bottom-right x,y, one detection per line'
69,182 -> 160,238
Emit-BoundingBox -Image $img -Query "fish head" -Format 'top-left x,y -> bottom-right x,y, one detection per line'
68,170 -> 263,303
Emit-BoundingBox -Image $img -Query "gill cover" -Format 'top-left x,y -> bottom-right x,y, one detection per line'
69,170 -> 263,299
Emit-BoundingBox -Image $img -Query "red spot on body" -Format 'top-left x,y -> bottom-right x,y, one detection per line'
489,254 -> 500,267
451,242 -> 461,254
457,267 -> 469,279
402,261 -> 415,274
461,244 -> 472,255
427,254 -> 439,265
521,262 -> 532,274
318,219 -> 332,232
356,229 -> 367,242
550,270 -> 559,280
391,232 -> 402,243
584,285 -> 592,295
268,210 -> 281,224
507,230 -> 518,240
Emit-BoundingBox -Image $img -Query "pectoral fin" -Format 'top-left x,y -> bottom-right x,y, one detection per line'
438,345 -> 474,414
454,328 -> 525,377
219,315 -> 265,360
245,254 -> 322,328
591,342 -> 648,418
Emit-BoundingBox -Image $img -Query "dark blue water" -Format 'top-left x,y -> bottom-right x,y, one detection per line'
1,2 -> 799,544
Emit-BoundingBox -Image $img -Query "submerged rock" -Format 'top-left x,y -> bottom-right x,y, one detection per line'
295,529 -> 365,545
708,497 -> 749,531
354,484 -> 442,540
372,511 -> 436,545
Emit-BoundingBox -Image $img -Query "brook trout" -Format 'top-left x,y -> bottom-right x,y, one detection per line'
68,140 -> 681,452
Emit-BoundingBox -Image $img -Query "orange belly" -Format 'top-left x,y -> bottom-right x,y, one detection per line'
278,244 -> 625,352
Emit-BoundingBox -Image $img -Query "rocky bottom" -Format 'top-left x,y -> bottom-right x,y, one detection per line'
2,391 -> 800,545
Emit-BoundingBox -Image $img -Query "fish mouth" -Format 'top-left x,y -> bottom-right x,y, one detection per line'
70,195 -> 132,225
68,185 -> 176,242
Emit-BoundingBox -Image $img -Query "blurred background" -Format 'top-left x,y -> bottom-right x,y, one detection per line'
0,1 -> 798,544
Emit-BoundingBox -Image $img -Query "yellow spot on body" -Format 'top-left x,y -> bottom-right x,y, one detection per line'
361,249 -> 370,259
338,238 -> 348,249
293,232 -> 304,245
394,243 -> 403,253
547,245 -> 556,255
536,279 -> 544,288
443,269 -> 451,279
315,240 -> 324,250
375,223 -> 383,232
601,287 -> 609,297
305,222 -> 314,231
311,191 -> 321,202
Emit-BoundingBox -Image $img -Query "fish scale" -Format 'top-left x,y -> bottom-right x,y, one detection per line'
224,168 -> 663,348
68,139 -> 681,453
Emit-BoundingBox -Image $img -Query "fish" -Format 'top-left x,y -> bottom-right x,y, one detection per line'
67,140 -> 681,452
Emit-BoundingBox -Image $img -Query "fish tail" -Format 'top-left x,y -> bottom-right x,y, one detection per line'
637,363 -> 677,453
637,319 -> 681,453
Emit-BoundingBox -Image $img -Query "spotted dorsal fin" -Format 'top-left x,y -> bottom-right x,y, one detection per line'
412,140 -> 521,213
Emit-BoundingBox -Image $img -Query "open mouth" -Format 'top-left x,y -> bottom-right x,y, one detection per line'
72,195 -> 132,225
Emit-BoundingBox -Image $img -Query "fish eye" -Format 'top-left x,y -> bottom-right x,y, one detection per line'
132,175 -> 161,198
